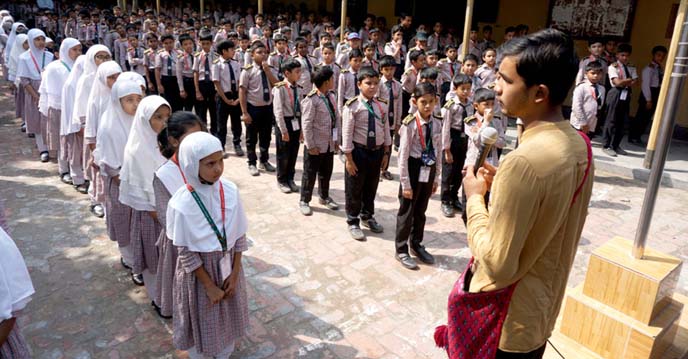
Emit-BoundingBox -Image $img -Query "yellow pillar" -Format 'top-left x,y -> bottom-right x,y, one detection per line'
258,0 -> 264,15
340,0 -> 347,43
156,0 -> 160,15
461,0 -> 475,60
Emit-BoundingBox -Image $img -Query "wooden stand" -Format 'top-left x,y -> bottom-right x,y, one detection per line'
555,237 -> 684,359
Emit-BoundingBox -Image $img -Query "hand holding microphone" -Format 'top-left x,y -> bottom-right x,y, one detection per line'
473,127 -> 499,175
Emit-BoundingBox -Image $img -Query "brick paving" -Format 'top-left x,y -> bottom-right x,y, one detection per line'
0,86 -> 686,358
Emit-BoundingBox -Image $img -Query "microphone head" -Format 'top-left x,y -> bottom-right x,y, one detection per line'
480,127 -> 499,145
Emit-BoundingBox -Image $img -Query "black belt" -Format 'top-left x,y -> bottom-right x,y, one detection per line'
354,142 -> 383,151
161,75 -> 176,79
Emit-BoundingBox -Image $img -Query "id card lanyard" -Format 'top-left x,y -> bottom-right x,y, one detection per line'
187,183 -> 227,251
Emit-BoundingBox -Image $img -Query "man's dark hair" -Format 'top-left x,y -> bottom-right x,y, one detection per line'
425,49 -> 440,58
178,34 -> 193,45
505,26 -> 516,34
483,25 -> 493,32
463,54 -> 479,64
652,45 -> 667,55
294,37 -> 308,47
617,43 -> 632,54
363,41 -> 376,50
349,48 -> 363,60
413,82 -> 436,98
585,60 -> 603,73
217,39 -> 235,53
280,58 -> 302,73
250,41 -> 266,52
452,73 -> 472,87
498,28 -> 578,105
312,66 -> 334,87
322,43 -> 336,52
199,32 -> 213,42
379,55 -> 396,69
473,88 -> 496,104
391,24 -> 403,35
356,66 -> 379,82
160,34 -> 174,42
409,49 -> 425,62
419,66 -> 439,80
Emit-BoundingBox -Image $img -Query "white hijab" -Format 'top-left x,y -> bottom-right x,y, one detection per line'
118,71 -> 146,91
39,38 -> 80,113
84,60 -> 122,139
119,96 -> 170,211
4,22 -> 24,63
167,132 -> 248,252
60,55 -> 86,135
17,29 -> 53,80
73,44 -> 110,122
7,33 -> 26,82
93,79 -> 143,172
0,16 -> 13,38
0,227 -> 35,321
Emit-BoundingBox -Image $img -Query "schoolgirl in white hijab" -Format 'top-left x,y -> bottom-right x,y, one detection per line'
17,29 -> 53,162
82,61 -> 122,207
0,16 -> 13,79
73,45 -> 110,126
168,132 -> 249,357
4,22 -> 25,66
94,79 -> 144,284
60,55 -> 88,192
120,96 -> 171,306
0,226 -> 35,358
37,38 -> 81,184
7,33 -> 26,121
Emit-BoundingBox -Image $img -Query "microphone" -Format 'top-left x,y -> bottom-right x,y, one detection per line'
473,126 -> 499,175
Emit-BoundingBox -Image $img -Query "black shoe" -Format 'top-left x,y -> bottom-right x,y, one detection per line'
349,225 -> 366,241
615,147 -> 628,156
360,217 -> 383,233
288,180 -> 299,192
152,301 -> 172,319
131,273 -> 144,286
234,145 -> 244,157
318,197 -> 339,210
60,172 -> 73,184
90,203 -> 105,218
395,253 -> 419,270
75,183 -> 89,194
40,151 -> 49,162
121,257 -> 132,271
20,123 -> 26,132
299,201 -> 313,216
278,182 -> 291,193
381,171 -> 393,181
223,152 -> 231,159
452,201 -> 464,212
259,161 -> 276,172
28,133 -> 35,138
441,203 -> 455,218
411,245 -> 435,265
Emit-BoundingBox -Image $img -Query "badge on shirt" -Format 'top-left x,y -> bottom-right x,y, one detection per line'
620,89 -> 628,101
291,119 -> 300,131
368,130 -> 375,138
220,254 -> 232,281
419,166 -> 431,183
332,128 -> 338,141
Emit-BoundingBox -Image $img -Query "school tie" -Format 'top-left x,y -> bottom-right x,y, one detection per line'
204,55 -> 210,80
657,65 -> 664,87
227,61 -> 236,93
261,68 -> 270,101
292,85 -> 300,116
622,64 -> 630,80
95,24 -> 99,43
354,73 -> 359,96
435,34 -> 440,50
266,39 -> 271,52
458,103 -> 468,131
188,54 -> 194,71
167,54 -> 173,76
304,56 -> 312,73
386,81 -> 394,124
593,85 -> 601,107
367,100 -> 376,149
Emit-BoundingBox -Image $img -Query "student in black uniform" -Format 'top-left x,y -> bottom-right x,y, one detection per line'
193,31 -> 217,136
272,59 -> 304,193
212,39 -> 242,153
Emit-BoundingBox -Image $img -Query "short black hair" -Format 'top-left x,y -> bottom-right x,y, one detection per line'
483,25 -> 493,32
363,41 -> 376,50
413,82 -> 436,98
299,29 -> 311,37
199,32 -> 213,42
652,45 -> 668,55
250,41 -> 266,52
452,73 -> 472,87
217,39 -> 235,53
585,60 -> 604,73
312,65 -> 334,87
294,37 -> 308,47
505,26 -> 516,34
498,29 -> 577,105
444,44 -> 458,51
588,38 -> 604,47
322,43 -> 336,52
409,49 -> 425,62
482,47 -> 496,55
473,88 -> 496,104
178,34 -> 193,45
425,49 -> 440,58
379,55 -> 396,69
160,34 -> 174,42
349,48 -> 364,60
356,66 -> 379,82
617,43 -> 632,54
391,24 -> 403,35
157,111 -> 206,159
463,54 -> 479,64
419,66 -> 439,80
280,58 -> 301,73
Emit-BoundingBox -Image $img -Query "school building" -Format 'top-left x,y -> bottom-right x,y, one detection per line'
288,0 -> 688,132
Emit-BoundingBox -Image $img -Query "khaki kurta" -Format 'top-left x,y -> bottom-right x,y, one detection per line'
466,120 -> 594,353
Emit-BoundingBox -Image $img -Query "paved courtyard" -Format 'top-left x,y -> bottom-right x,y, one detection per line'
1,86 -> 687,358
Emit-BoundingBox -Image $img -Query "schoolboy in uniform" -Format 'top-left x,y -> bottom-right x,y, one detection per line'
212,39 -> 242,153
438,44 -> 460,103
570,60 -> 605,136
126,33 -> 147,77
193,31 -> 217,137
362,41 -> 379,72
575,38 -> 608,85
235,33 -> 251,66
267,33 -> 292,80
239,41 -> 280,176
177,34 -> 197,111
156,34 -> 183,111
341,67 -> 391,241
318,43 -> 341,95
337,48 -> 363,111
293,37 -> 318,90
395,82 -> 443,270
143,33 -> 159,94
378,56 -> 403,180
602,43 -> 637,157
299,66 -> 341,215
272,59 -> 304,193
404,31 -> 427,70
401,49 -> 425,118
630,45 -> 667,145
440,74 -> 473,217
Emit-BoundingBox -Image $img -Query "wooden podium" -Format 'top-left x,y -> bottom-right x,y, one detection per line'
555,237 -> 685,359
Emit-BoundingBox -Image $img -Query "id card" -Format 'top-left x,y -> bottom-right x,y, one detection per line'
291,119 -> 300,131
419,166 -> 431,183
620,89 -> 628,101
332,128 -> 338,141
220,254 -> 232,281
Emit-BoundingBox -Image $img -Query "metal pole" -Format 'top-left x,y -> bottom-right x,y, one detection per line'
644,0 -> 687,168
156,0 -> 160,16
633,16 -> 688,259
340,0 -> 347,43
200,0 -> 204,18
258,0 -> 263,17
461,0 -> 474,60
